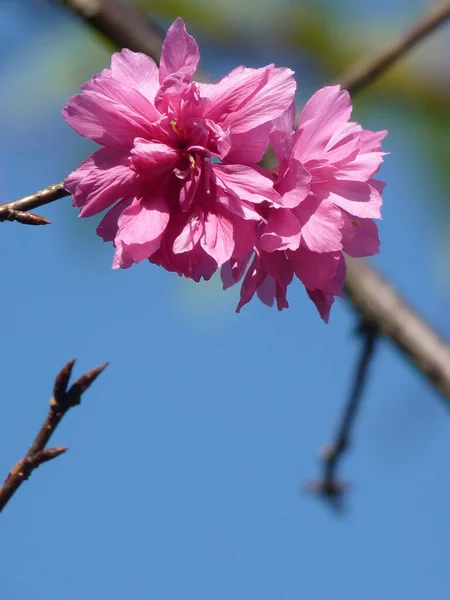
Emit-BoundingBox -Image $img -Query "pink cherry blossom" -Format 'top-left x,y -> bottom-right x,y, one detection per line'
222,86 -> 387,321
63,18 -> 296,280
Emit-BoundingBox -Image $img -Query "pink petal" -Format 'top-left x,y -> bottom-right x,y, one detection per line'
294,86 -> 352,162
213,164 -> 279,205
200,65 -> 296,134
199,67 -> 268,121
114,192 -> 170,268
130,138 -> 179,176
62,88 -> 157,147
173,214 -> 204,254
224,123 -> 272,164
236,254 -> 266,312
216,188 -> 262,222
159,18 -> 199,83
341,213 -> 380,257
306,289 -> 335,323
65,148 -> 137,217
110,49 -> 160,103
334,130 -> 388,181
96,199 -> 133,242
223,66 -> 296,134
259,209 -> 302,252
270,128 -> 293,168
275,157 -> 311,208
65,154 -> 97,200
200,211 -> 235,266
288,247 -> 341,291
151,233 -> 217,282
231,217 -> 257,260
325,180 -> 382,219
272,101 -> 296,135
295,196 -> 343,253
261,250 -> 293,310
81,63 -> 161,125
256,275 -> 276,307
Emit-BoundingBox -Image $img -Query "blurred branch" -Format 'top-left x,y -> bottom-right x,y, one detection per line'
58,0 -> 164,58
339,2 -> 450,95
10,1 -> 450,401
0,359 -> 108,512
345,257 -> 450,398
306,321 -> 379,509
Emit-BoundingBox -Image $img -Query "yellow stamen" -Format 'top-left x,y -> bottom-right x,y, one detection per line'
171,120 -> 179,135
188,153 -> 196,169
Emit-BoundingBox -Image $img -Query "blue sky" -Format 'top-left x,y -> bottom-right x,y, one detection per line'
1,2 -> 450,599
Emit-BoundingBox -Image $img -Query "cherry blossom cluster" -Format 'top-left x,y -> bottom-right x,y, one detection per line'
63,18 -> 386,321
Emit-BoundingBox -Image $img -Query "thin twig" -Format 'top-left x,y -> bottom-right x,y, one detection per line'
59,0 -> 164,58
306,322 -> 379,508
339,2 -> 450,95
0,208 -> 51,225
0,359 -> 108,512
0,182 -> 68,225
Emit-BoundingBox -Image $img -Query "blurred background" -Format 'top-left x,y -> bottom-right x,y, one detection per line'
1,1 -> 450,598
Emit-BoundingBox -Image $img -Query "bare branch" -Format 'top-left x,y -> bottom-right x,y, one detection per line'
344,257 -> 450,399
306,322 -> 380,510
0,359 -> 108,512
0,182 -> 68,226
340,2 -> 450,95
59,0 -> 164,59
0,208 -> 51,225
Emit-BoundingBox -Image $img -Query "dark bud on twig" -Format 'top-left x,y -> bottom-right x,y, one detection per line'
32,447 -> 68,466
65,362 -> 109,407
0,208 -> 51,225
53,359 -> 77,404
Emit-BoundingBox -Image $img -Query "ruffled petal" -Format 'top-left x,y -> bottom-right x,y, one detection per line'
113,190 -> 170,268
325,180 -> 382,219
96,199 -> 133,242
224,123 -> 271,164
293,86 -> 352,162
275,157 -> 311,208
200,211 -> 235,266
288,247 -> 341,291
341,213 -> 380,257
130,138 -> 179,176
173,214 -> 204,254
65,147 -> 138,217
213,164 -> 279,205
159,18 -> 199,83
306,289 -> 335,323
62,86 -> 158,147
259,209 -> 302,252
295,196 -> 343,253
199,65 -> 296,134
110,49 -> 160,103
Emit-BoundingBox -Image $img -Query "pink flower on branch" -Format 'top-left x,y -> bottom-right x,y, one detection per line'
63,17 -> 387,322
63,18 -> 295,281
223,86 -> 387,321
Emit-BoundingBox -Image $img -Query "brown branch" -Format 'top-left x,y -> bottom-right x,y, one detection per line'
344,257 -> 450,398
59,0 -> 164,58
0,208 -> 51,225
339,2 -> 450,95
306,321 -> 380,509
0,182 -> 68,225
10,1 -> 448,400
0,359 -> 108,512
